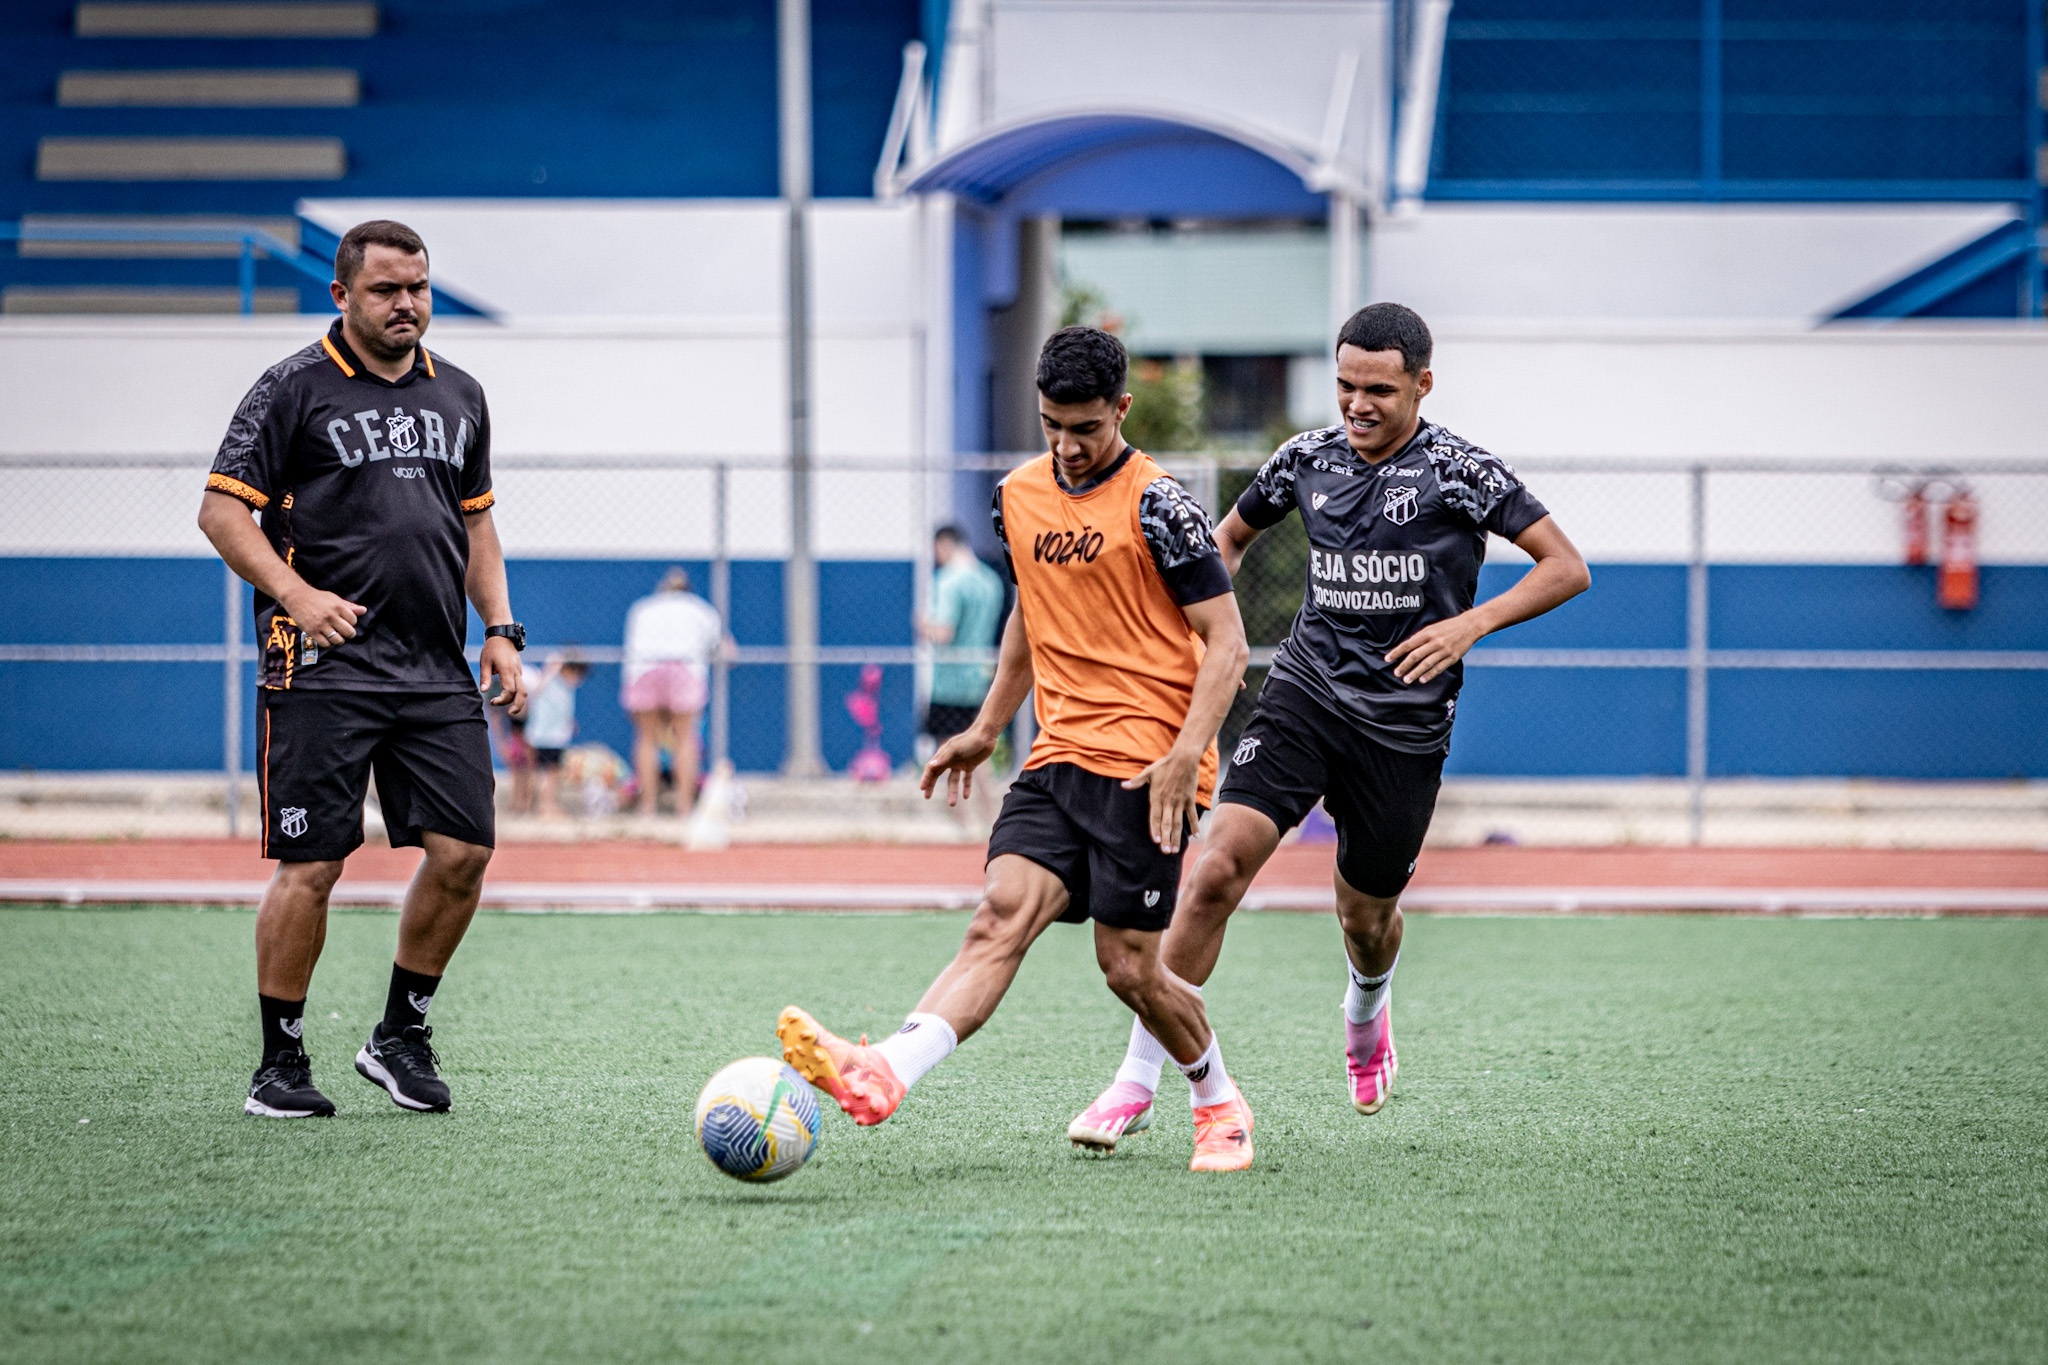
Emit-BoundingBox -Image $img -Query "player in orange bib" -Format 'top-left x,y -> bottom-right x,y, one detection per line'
777,327 -> 1257,1171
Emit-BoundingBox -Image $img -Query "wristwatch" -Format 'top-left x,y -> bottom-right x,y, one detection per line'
485,623 -> 527,651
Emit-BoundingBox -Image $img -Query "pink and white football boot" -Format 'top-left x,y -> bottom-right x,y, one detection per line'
1346,1008 -> 1397,1115
1067,1080 -> 1155,1154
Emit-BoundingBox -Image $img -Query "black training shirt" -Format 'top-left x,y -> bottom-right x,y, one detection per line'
991,446 -> 1234,606
207,319 -> 493,692
1237,421 -> 1549,753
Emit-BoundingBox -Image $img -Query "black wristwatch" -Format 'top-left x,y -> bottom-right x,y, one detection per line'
485,623 -> 526,651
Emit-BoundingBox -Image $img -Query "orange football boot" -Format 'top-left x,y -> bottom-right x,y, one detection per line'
1189,1087 -> 1255,1172
777,1005 -> 906,1126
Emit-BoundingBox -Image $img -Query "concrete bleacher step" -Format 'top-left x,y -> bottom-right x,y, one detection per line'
58,69 -> 360,107
15,215 -> 301,257
2,286 -> 300,313
74,2 -> 378,38
36,137 -> 346,180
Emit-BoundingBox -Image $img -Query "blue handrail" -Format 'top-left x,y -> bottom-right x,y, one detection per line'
0,221 -> 336,314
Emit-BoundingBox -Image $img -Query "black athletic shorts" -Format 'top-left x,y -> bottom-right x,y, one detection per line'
259,688 -> 496,862
533,747 -> 565,770
986,761 -> 1200,933
1218,678 -> 1444,898
924,702 -> 981,743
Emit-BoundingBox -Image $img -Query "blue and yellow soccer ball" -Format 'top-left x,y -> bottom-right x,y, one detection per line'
694,1057 -> 821,1182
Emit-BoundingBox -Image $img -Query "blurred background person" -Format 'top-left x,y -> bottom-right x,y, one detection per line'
493,707 -> 536,816
622,567 -> 724,818
921,524 -> 1006,821
523,650 -> 589,819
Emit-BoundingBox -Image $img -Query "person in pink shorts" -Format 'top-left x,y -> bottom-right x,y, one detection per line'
621,567 -> 726,817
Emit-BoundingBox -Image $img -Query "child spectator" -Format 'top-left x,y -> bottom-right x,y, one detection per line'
524,651 -> 589,818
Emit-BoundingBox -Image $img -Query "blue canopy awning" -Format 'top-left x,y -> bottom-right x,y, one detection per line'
905,112 -> 1327,218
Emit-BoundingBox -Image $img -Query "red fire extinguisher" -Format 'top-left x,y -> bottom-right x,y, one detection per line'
1901,482 -> 1929,566
1937,488 -> 1978,611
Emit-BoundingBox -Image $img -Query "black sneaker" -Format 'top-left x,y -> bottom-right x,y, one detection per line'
354,1022 -> 452,1112
245,1048 -> 337,1118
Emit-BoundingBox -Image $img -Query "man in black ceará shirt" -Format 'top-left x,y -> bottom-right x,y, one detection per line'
1070,304 -> 1590,1146
199,220 -> 529,1120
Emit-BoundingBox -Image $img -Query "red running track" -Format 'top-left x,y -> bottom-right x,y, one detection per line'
0,839 -> 2041,915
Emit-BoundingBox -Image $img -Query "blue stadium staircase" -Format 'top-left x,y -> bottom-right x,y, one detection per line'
2,0 -> 928,313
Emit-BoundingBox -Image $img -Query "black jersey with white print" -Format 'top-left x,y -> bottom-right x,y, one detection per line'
207,319 -> 493,693
992,447 -> 1232,606
1236,421 -> 1549,753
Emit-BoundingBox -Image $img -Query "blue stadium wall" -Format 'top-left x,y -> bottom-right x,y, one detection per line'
4,558 -> 2044,779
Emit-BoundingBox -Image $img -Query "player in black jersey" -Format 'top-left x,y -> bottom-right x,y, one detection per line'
198,220 -> 529,1119
1067,303 -> 1590,1149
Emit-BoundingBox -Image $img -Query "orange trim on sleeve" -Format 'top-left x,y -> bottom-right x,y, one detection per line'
320,334 -> 355,377
461,491 -> 495,513
206,472 -> 269,509
419,346 -> 436,378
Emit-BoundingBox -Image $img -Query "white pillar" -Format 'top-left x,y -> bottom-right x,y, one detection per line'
1328,188 -> 1361,340
779,0 -> 823,776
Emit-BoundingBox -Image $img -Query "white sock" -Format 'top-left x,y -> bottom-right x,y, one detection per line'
873,1012 -> 957,1089
1177,1034 -> 1234,1109
1114,1016 -> 1170,1092
1345,953 -> 1397,1024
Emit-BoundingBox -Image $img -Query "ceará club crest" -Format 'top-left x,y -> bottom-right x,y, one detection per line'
1382,485 -> 1419,525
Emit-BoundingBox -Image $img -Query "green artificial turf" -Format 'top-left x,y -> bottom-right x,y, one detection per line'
2,906 -> 2045,1364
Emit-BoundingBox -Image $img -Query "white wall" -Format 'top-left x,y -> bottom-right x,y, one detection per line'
295,199 -> 924,328
1373,204 -> 2018,323
6,316 -> 2045,564
1420,323 -> 2048,459
1275,323 -> 2048,565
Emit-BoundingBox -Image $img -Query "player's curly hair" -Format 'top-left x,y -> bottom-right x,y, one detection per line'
335,219 -> 428,288
1036,326 -> 1128,405
1336,302 -> 1432,374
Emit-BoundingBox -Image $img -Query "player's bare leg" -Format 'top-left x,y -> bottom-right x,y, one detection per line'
913,854 -> 1072,1034
780,855 -> 1067,1125
355,832 -> 491,1114
1164,804 -> 1285,985
1094,922 -> 1209,1063
395,832 -> 492,976
630,707 -> 674,815
1335,870 -> 1401,1114
672,709 -> 703,818
1072,805 -> 1279,1147
255,859 -> 344,999
247,859 -> 345,1117
1083,919 -> 1253,1170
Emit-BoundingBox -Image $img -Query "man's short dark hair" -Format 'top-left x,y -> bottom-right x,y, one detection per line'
335,219 -> 428,288
1336,302 -> 1432,374
1036,326 -> 1128,405
934,524 -> 966,545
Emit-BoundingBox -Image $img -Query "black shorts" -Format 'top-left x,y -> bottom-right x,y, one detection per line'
986,761 -> 1199,933
533,747 -> 565,770
924,702 -> 981,743
259,688 -> 496,862
1218,678 -> 1444,898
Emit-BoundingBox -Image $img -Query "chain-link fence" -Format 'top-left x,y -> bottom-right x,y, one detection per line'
1,452 -> 2044,844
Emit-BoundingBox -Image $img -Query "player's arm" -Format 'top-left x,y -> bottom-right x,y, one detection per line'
1212,507 -> 1265,577
1121,591 -> 1249,854
1217,439 -> 1300,576
1386,514 -> 1591,684
920,604 -> 1033,807
197,490 -> 365,644
465,507 -> 527,716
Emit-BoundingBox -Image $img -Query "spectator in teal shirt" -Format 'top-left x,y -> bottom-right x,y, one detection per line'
921,524 -> 1006,755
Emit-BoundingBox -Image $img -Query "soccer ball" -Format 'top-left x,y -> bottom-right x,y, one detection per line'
693,1057 -> 821,1182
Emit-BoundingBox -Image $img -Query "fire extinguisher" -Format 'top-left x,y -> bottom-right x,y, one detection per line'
1901,482 -> 1929,566
1937,487 -> 1978,611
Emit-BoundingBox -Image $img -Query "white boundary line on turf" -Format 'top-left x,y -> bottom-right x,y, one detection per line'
2,878 -> 2045,916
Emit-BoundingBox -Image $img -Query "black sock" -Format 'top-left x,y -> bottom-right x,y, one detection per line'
259,994 -> 307,1063
384,964 -> 443,1033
